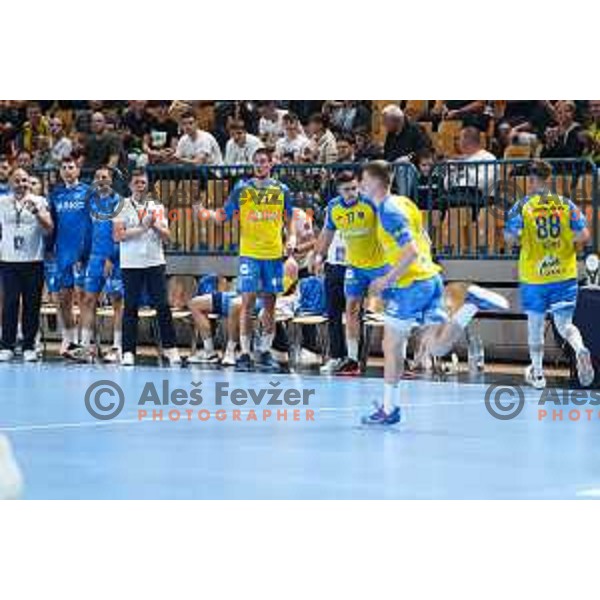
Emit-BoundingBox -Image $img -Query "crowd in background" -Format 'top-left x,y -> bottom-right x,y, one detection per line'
1,100 -> 599,177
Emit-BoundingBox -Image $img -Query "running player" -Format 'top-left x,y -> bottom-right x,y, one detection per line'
359,161 -> 509,425
314,170 -> 388,374
202,148 -> 296,372
46,156 -> 91,359
505,159 -> 594,389
78,167 -> 123,362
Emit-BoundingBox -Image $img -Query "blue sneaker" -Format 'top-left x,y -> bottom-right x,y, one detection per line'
361,403 -> 401,426
465,285 -> 509,312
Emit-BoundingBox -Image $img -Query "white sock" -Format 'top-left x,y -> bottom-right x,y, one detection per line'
530,346 -> 544,373
226,340 -> 237,354
240,335 -> 251,354
452,303 -> 478,329
113,329 -> 122,350
65,327 -> 76,345
203,337 -> 214,352
565,325 -> 585,355
81,327 -> 93,348
383,382 -> 399,414
261,332 -> 274,353
347,338 -> 359,361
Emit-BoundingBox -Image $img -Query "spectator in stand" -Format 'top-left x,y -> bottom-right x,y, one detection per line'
501,101 -> 554,139
541,100 -> 586,160
258,101 -> 287,145
0,156 -> 11,196
336,133 -> 356,163
0,101 -> 25,156
49,116 -> 73,166
324,101 -> 370,134
175,111 -> 223,165
121,100 -> 150,164
382,104 -> 430,163
74,101 -> 105,135
83,111 -> 122,170
583,100 -> 600,164
431,100 -> 488,130
20,102 -> 51,154
307,113 -> 338,164
354,127 -> 383,162
143,101 -> 179,164
16,151 -> 33,171
32,136 -> 53,170
382,104 -> 429,196
454,126 -> 496,187
275,112 -> 310,162
224,120 -> 263,165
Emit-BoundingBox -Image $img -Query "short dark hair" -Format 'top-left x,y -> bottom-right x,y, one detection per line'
253,147 -> 272,161
60,155 -> 77,165
308,113 -> 329,128
336,133 -> 355,146
130,168 -> 147,179
282,111 -> 299,125
528,159 -> 552,181
361,160 -> 392,188
230,119 -> 246,132
336,170 -> 358,185
180,111 -> 196,121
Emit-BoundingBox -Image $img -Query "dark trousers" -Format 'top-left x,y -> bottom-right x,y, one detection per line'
122,265 -> 176,354
298,266 -> 319,353
1,261 -> 44,351
324,263 -> 347,359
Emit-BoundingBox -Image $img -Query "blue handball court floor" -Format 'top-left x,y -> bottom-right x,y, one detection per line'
2,361 -> 600,499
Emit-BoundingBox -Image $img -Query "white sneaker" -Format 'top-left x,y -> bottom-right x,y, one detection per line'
23,350 -> 39,363
525,365 -> 546,390
121,351 -> 135,367
320,358 -> 343,374
221,349 -> 237,367
0,349 -> 14,362
0,435 -> 23,499
187,349 -> 219,364
163,347 -> 181,366
103,347 -> 122,364
466,285 -> 510,312
576,348 -> 595,388
299,348 -> 321,366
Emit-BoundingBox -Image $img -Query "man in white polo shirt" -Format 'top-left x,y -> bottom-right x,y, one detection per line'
0,168 -> 53,362
113,169 -> 180,367
175,111 -> 223,165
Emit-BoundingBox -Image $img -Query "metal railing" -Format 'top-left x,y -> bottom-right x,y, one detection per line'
31,158 -> 599,259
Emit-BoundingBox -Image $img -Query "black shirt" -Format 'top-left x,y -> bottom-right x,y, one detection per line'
383,121 -> 430,162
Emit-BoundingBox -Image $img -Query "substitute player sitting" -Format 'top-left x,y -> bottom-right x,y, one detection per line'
314,170 -> 388,375
505,160 -> 594,389
188,275 -> 239,367
360,161 -> 509,425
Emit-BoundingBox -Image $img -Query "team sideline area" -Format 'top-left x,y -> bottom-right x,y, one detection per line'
2,360 -> 600,500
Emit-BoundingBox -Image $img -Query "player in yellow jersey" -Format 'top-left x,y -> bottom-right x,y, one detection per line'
505,160 -> 594,389
359,161 -> 509,425
314,170 -> 389,375
215,148 -> 296,372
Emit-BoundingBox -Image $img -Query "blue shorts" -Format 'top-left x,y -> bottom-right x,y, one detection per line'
344,265 -> 390,299
45,258 -> 86,293
212,291 -> 238,318
520,279 -> 578,316
238,257 -> 283,294
382,275 -> 448,325
83,254 -> 122,296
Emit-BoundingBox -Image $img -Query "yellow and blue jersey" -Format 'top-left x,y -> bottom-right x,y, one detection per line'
324,194 -> 386,270
224,177 -> 293,260
505,193 -> 587,284
377,195 -> 441,288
